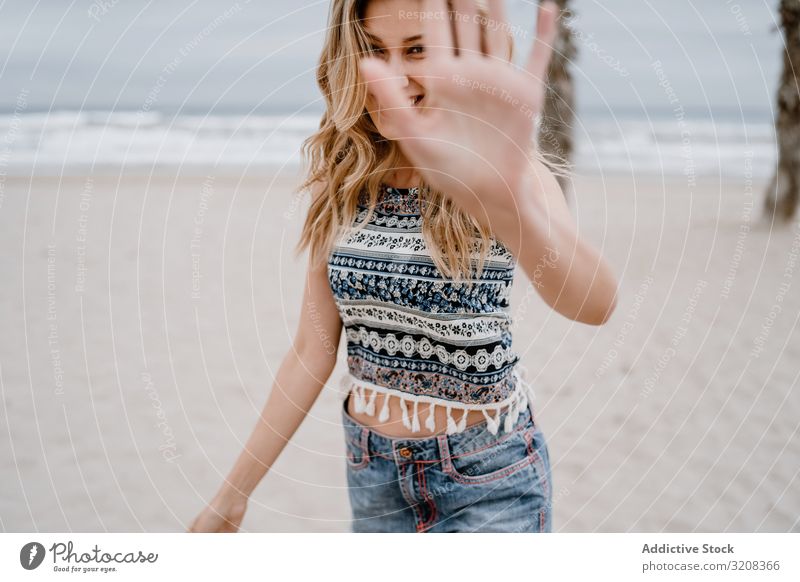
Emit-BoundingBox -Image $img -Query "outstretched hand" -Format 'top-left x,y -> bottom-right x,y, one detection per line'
359,0 -> 558,225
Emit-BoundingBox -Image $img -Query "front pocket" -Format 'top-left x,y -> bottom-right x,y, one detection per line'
443,427 -> 535,485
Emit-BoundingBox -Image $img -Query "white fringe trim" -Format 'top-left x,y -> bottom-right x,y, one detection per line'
339,364 -> 535,435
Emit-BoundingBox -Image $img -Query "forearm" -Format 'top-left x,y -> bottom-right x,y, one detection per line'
519,211 -> 617,325
494,165 -> 618,325
217,347 -> 334,501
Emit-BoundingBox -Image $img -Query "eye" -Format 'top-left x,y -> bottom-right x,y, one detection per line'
368,45 -> 386,57
408,45 -> 425,56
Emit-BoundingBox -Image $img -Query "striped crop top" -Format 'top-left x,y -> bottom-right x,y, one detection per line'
328,182 -> 535,436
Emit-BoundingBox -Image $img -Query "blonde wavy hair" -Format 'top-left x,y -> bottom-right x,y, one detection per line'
294,0 -> 560,283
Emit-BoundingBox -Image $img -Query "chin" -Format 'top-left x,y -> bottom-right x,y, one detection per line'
369,118 -> 395,141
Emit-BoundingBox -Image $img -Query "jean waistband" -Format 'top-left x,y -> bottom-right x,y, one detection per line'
341,391 -> 535,462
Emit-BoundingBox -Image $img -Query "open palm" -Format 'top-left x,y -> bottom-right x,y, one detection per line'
360,0 -> 558,223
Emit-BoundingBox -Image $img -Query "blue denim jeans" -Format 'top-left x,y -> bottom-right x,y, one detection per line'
341,391 -> 553,532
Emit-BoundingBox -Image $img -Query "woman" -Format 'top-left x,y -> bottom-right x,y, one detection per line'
189,0 -> 618,533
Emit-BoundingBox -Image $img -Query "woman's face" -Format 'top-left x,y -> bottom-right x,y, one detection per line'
361,0 -> 427,139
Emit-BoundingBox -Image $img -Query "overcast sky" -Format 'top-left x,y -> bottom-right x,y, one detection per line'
0,0 -> 783,122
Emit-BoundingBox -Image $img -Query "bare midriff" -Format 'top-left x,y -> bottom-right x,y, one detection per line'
346,388 -> 489,438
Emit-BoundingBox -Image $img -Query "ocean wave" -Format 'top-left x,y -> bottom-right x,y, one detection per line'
0,111 -> 776,177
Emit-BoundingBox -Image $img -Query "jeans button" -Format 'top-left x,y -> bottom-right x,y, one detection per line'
399,446 -> 412,458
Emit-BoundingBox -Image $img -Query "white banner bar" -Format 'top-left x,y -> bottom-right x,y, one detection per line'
2,533 -> 798,581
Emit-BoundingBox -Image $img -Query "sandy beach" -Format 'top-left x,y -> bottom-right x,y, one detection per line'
0,168 -> 798,532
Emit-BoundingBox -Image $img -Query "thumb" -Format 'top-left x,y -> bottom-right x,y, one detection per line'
359,57 -> 416,136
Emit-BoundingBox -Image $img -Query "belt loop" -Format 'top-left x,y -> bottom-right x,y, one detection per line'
528,398 -> 536,430
360,426 -> 370,460
435,434 -> 451,471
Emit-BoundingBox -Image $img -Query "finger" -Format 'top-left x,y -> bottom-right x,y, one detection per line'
484,0 -> 510,59
523,0 -> 558,83
359,57 -> 417,133
452,0 -> 480,57
423,0 -> 453,61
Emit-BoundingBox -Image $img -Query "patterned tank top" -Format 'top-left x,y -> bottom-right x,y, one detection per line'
327,182 -> 535,436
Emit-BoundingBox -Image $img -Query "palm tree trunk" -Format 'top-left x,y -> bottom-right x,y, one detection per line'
539,0 -> 576,197
764,0 -> 800,220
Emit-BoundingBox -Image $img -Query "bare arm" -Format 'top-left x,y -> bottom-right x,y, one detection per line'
503,159 -> 619,326
189,198 -> 342,531
218,253 -> 342,500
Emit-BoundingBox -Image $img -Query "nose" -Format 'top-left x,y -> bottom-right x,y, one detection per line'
387,54 -> 410,89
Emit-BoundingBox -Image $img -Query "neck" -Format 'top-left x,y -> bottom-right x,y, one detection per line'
384,154 -> 419,189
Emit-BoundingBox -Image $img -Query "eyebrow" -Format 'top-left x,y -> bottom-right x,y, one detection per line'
364,31 -> 423,44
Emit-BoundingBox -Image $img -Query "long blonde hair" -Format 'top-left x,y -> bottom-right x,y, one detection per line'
294,0 -> 559,282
